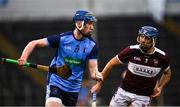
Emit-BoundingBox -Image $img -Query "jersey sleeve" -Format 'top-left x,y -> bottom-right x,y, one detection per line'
117,46 -> 132,63
47,34 -> 60,48
162,53 -> 170,71
87,45 -> 98,59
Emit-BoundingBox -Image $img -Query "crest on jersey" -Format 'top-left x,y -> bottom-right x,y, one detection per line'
153,59 -> 159,66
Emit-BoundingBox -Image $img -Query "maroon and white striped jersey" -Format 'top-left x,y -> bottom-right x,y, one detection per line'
117,44 -> 170,96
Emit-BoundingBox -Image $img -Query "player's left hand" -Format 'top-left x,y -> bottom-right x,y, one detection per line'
90,81 -> 103,94
93,71 -> 103,81
18,58 -> 26,66
151,87 -> 162,98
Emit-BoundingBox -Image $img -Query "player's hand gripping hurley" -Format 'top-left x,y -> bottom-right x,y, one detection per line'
1,58 -> 72,79
92,93 -> 97,107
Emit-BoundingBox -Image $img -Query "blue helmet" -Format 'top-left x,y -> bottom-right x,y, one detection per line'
138,26 -> 158,38
73,10 -> 97,25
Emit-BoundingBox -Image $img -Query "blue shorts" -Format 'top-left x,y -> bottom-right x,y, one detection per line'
46,85 -> 79,106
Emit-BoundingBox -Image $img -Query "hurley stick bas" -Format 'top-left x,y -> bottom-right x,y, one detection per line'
1,58 -> 72,79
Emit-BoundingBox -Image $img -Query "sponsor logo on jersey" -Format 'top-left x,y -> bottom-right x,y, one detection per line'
128,62 -> 161,77
133,66 -> 157,76
64,57 -> 82,65
133,56 -> 141,61
64,45 -> 72,50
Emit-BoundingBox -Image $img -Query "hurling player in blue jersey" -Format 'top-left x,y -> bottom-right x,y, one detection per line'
91,26 -> 172,107
18,10 -> 103,107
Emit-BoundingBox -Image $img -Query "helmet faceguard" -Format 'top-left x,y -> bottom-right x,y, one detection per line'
137,26 -> 159,52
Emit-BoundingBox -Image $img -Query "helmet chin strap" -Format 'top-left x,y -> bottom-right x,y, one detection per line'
75,21 -> 84,30
75,21 -> 91,37
152,38 -> 156,47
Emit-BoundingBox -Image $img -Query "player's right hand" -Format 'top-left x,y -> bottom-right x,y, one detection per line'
151,87 -> 162,98
90,82 -> 103,94
18,58 -> 26,66
95,71 -> 103,81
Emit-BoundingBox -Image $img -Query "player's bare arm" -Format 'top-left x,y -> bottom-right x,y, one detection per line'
18,38 -> 48,65
101,56 -> 123,82
151,68 -> 172,98
88,59 -> 103,81
91,56 -> 122,93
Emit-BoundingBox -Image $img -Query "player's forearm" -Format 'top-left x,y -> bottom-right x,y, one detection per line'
20,40 -> 37,60
102,64 -> 113,81
101,56 -> 121,84
97,67 -> 113,86
88,59 -> 99,79
101,60 -> 116,85
158,69 -> 171,89
20,39 -> 48,60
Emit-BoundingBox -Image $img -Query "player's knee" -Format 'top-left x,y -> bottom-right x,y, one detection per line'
45,97 -> 64,107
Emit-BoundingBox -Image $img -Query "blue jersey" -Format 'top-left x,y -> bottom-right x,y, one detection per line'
46,31 -> 98,92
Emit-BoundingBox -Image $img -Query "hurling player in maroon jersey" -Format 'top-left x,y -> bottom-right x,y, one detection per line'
91,26 -> 172,107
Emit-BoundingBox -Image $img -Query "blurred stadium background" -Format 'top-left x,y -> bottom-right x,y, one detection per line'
0,0 -> 180,106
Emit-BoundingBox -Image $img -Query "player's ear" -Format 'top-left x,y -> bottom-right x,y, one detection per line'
75,21 -> 84,30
